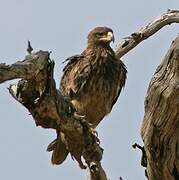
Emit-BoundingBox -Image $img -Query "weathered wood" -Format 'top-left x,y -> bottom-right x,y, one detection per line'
141,36 -> 179,180
0,51 -> 107,180
0,51 -> 49,83
115,10 -> 179,59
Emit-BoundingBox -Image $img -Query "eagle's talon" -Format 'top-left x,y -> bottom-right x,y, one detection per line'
74,112 -> 86,120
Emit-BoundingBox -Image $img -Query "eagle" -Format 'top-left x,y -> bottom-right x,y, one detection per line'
47,27 -> 127,167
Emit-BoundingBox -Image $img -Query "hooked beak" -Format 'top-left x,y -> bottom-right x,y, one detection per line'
100,31 -> 115,43
107,31 -> 115,43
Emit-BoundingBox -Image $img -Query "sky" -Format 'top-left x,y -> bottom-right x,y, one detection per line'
0,0 -> 179,180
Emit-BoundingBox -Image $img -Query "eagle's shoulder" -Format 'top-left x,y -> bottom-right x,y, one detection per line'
62,55 -> 84,72
60,54 -> 91,96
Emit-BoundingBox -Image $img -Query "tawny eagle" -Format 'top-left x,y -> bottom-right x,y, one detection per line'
47,26 -> 127,167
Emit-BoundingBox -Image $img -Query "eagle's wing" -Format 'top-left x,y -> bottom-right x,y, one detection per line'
111,60 -> 127,108
62,55 -> 83,64
60,54 -> 90,97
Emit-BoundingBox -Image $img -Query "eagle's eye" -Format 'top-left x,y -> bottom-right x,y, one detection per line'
96,32 -> 105,36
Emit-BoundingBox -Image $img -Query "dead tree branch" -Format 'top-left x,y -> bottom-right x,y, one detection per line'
0,51 -> 107,179
0,51 -> 48,83
115,9 -> 179,59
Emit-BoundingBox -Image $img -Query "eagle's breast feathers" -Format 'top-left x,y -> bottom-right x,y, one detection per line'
60,45 -> 127,126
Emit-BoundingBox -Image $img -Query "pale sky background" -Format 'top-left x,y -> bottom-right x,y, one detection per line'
0,1 -> 179,180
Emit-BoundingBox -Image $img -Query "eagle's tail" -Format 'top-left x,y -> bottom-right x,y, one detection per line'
47,132 -> 69,165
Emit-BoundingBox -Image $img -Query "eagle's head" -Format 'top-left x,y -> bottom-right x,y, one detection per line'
87,27 -> 114,46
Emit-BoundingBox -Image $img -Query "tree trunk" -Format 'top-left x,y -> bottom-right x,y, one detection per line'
141,36 -> 179,180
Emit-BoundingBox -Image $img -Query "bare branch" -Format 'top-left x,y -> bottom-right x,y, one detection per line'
115,10 -> 179,59
0,51 -> 49,83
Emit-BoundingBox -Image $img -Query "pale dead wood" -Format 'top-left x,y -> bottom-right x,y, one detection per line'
141,36 -> 179,180
115,9 -> 179,59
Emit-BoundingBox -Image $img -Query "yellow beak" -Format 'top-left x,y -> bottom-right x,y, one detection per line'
100,31 -> 115,43
107,32 -> 115,42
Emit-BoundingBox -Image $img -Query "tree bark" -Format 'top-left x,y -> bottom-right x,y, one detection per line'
141,36 -> 179,180
1,9 -> 179,180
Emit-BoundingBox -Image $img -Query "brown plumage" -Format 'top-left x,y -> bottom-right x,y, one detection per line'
48,27 -> 127,167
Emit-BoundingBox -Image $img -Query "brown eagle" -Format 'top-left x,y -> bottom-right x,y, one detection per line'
48,27 -> 127,166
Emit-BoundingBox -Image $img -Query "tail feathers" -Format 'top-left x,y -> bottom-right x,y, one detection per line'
47,137 -> 69,165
